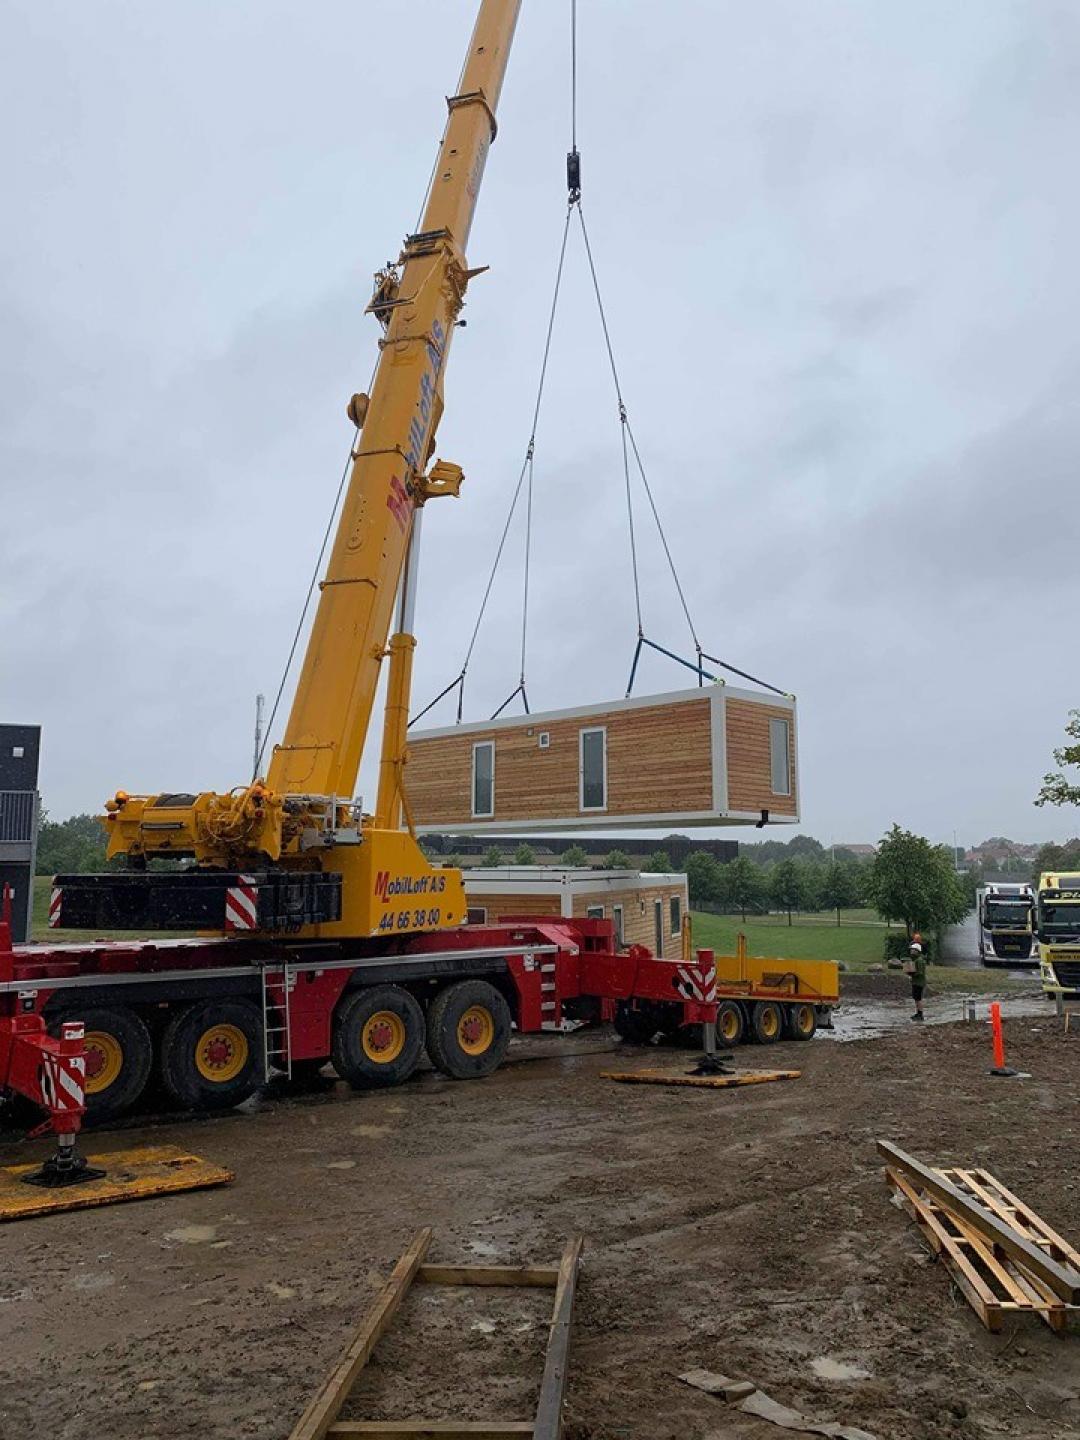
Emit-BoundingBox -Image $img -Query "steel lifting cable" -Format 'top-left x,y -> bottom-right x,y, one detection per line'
409,201 -> 575,728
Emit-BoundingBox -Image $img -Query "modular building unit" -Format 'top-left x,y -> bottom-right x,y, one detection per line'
461,866 -> 689,959
407,685 -> 798,833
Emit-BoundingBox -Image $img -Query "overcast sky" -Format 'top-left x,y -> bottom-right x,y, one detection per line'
2,0 -> 1077,849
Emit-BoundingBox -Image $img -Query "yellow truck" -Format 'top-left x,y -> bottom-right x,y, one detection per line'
1035,872 -> 1080,998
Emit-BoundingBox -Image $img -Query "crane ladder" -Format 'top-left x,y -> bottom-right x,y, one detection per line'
260,963 -> 293,1082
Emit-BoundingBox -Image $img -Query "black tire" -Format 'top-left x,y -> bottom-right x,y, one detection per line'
716,1001 -> 745,1048
426,979 -> 511,1080
783,1002 -> 818,1041
332,985 -> 425,1089
613,1000 -> 660,1045
50,1005 -> 153,1123
750,1000 -> 784,1044
159,999 -> 263,1111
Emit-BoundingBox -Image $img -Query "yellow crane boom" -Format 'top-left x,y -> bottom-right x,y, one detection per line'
101,0 -> 522,940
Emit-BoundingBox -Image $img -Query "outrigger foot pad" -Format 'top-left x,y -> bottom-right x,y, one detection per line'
21,1149 -> 106,1190
688,1051 -> 737,1077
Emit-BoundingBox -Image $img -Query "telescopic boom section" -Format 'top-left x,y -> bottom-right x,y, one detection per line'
267,0 -> 521,803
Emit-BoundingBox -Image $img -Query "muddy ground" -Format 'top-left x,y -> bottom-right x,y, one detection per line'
3,1007 -> 1080,1440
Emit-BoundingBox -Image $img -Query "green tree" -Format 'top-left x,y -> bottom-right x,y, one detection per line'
1031,839 -> 1080,883
864,825 -> 968,936
560,844 -> 589,867
642,850 -> 673,874
1035,711 -> 1080,810
685,851 -> 722,906
769,858 -> 804,926
797,859 -> 825,913
601,849 -> 632,870
512,842 -> 536,865
819,860 -> 860,926
34,812 -> 108,876
723,855 -> 765,922
478,845 -> 504,868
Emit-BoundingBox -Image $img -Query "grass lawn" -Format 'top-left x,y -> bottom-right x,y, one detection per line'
690,911 -> 1036,994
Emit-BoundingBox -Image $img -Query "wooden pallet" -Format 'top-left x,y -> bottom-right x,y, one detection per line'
288,1230 -> 584,1440
886,1167 -> 1080,1333
601,1068 -> 800,1090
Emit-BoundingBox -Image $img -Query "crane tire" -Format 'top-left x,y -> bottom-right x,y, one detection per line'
159,999 -> 262,1111
749,1000 -> 784,1044
784,1002 -> 818,1041
332,985 -> 425,1090
426,979 -> 511,1080
50,1005 -> 153,1123
716,1001 -> 745,1047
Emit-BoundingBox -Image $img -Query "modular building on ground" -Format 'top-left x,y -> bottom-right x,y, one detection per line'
461,866 -> 689,959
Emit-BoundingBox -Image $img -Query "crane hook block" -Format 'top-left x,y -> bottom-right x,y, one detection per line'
567,147 -> 581,202
347,392 -> 370,429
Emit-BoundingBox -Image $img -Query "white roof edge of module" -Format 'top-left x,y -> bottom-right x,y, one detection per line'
411,683 -> 794,741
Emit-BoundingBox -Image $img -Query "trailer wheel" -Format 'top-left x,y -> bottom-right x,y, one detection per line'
783,1002 -> 817,1041
426,980 -> 511,1080
51,1006 -> 153,1122
750,1000 -> 784,1044
159,999 -> 262,1111
716,1001 -> 745,1047
332,985 -> 425,1089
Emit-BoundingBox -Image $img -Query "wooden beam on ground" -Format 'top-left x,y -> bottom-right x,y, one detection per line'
328,1426 -> 533,1438
417,1264 -> 559,1288
601,1069 -> 800,1090
289,1230 -> 433,1440
878,1141 -> 1080,1304
532,1237 -> 584,1440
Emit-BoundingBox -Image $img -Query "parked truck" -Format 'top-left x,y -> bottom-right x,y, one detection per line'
1035,872 -> 1080,998
976,883 -> 1036,966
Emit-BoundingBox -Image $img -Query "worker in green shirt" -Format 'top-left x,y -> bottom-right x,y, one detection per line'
906,940 -> 927,1022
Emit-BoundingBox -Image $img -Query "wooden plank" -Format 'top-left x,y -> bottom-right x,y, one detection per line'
532,1237 -> 584,1440
0,1146 -> 233,1221
601,1068 -> 801,1089
417,1264 -> 559,1289
877,1141 -> 1080,1303
289,1230 -> 433,1440
328,1426 -> 533,1438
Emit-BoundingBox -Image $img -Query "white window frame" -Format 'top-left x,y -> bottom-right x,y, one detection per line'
579,725 -> 607,812
769,717 -> 791,797
586,904 -> 605,920
471,740 -> 495,818
670,895 -> 681,936
653,898 -> 664,958
612,903 -> 625,947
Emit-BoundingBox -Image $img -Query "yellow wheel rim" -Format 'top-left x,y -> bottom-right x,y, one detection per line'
362,1011 -> 406,1064
195,1023 -> 248,1083
795,1005 -> 814,1035
720,1009 -> 741,1042
84,1032 -> 123,1094
457,1005 -> 495,1056
761,1006 -> 780,1039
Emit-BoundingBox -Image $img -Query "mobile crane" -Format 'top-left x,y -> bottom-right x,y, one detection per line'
1,0 -> 761,1183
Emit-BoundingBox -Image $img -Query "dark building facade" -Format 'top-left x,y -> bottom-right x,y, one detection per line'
0,724 -> 41,942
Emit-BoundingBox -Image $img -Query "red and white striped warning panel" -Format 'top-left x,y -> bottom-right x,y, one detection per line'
225,876 -> 259,932
39,1050 -> 86,1115
48,886 -> 62,928
676,962 -> 718,1004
